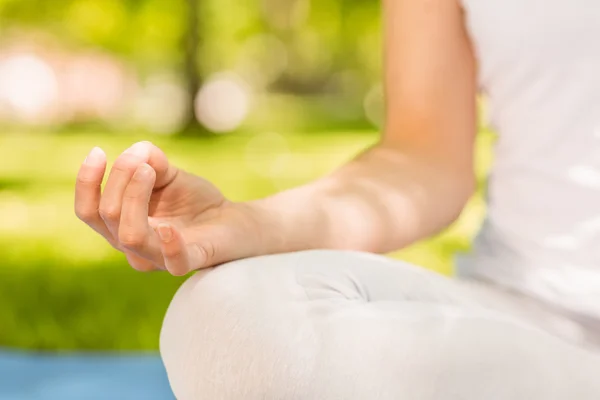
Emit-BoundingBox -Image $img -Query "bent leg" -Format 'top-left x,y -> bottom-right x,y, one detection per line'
160,250 -> 600,400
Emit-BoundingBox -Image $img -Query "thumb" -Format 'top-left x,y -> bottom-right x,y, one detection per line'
158,222 -> 256,274
191,221 -> 261,269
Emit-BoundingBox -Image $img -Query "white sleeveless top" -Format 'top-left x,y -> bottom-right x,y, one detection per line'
457,0 -> 600,320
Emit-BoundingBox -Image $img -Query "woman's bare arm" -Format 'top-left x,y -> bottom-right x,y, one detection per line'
75,1 -> 478,272
252,0 -> 478,255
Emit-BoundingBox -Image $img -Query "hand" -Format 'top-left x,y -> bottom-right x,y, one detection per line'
75,141 -> 267,275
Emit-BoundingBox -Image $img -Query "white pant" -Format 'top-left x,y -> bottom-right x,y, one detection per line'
160,250 -> 600,400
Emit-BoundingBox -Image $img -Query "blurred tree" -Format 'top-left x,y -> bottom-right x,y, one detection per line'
182,0 -> 202,132
0,0 -> 383,132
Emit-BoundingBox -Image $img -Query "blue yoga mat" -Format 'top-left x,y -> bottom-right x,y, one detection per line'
0,350 -> 174,400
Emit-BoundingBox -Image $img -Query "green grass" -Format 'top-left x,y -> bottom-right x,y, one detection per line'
0,129 -> 493,350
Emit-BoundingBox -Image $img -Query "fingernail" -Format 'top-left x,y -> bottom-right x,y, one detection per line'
157,223 -> 172,242
84,147 -> 105,166
124,142 -> 151,159
136,163 -> 153,177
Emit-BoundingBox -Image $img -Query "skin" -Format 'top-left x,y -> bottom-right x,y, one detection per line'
75,0 -> 478,276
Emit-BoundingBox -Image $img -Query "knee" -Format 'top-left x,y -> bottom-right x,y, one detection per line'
159,252 -> 318,400
159,250 -> 430,400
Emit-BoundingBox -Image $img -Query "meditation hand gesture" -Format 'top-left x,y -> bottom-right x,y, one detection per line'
75,141 -> 268,275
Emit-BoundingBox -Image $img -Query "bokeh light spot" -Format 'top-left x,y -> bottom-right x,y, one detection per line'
195,73 -> 251,133
0,54 -> 58,121
135,74 -> 188,134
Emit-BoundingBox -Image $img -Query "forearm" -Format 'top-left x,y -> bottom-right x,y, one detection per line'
249,144 -> 475,255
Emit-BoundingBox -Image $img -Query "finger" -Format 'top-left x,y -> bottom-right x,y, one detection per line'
118,163 -> 164,263
156,224 -> 207,276
99,142 -> 152,237
74,147 -> 115,243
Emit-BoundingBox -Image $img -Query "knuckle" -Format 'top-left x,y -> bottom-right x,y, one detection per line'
74,206 -> 96,222
99,205 -> 120,221
119,231 -> 146,250
119,229 -> 146,249
201,242 -> 217,263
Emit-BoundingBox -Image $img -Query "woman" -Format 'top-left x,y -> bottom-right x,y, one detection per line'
75,0 -> 600,398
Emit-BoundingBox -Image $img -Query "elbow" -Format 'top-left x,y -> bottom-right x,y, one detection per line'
374,140 -> 476,225
437,167 -> 476,230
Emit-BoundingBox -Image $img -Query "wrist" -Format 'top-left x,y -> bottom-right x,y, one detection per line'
244,183 -> 327,256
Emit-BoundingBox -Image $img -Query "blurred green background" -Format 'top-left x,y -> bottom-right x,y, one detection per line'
0,0 -> 493,351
